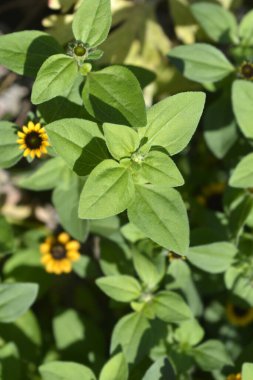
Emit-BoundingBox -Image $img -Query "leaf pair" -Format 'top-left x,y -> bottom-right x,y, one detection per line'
46,91 -> 205,254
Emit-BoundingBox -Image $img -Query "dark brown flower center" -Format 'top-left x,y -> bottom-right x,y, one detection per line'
241,63 -> 253,79
25,132 -> 42,149
233,305 -> 248,317
51,244 -> 66,260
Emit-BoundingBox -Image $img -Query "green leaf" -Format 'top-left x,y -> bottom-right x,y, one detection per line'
242,363 -> 253,380
0,216 -> 14,256
225,266 -> 253,306
0,342 -> 21,380
110,312 -> 151,364
153,290 -> 192,323
121,223 -> 147,243
132,249 -> 165,288
174,319 -> 204,347
0,283 -> 38,323
230,153 -> 253,188
39,361 -> 96,380
46,118 -> 108,176
79,160 -> 135,219
19,157 -> 66,191
192,340 -> 232,371
168,44 -> 234,83
168,260 -> 203,317
128,184 -> 189,255
232,79 -> 253,139
99,353 -> 128,380
72,0 -> 111,47
191,2 -> 238,44
0,31 -> 63,77
203,93 -> 237,159
0,121 -> 22,168
143,358 -> 176,380
82,66 -> 147,128
188,242 -> 237,274
52,173 -> 89,242
103,123 -> 140,160
31,54 -> 78,104
134,151 -> 184,187
139,92 -> 205,155
53,309 -> 84,350
239,10 -> 253,46
96,275 -> 142,302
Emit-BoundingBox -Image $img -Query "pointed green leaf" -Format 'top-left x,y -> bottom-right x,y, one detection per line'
143,358 -> 176,380
0,283 -> 38,323
82,66 -> 147,128
242,363 -> 253,380
153,290 -> 192,323
192,340 -> 232,371
239,10 -> 253,46
191,2 -> 239,44
46,118 -> 108,176
168,44 -> 234,83
134,151 -> 184,186
32,54 -> 78,104
72,0 -> 111,47
111,312 -> 151,364
39,361 -> 96,380
0,121 -> 22,168
128,184 -> 189,255
79,160 -> 135,219
99,353 -> 128,380
0,31 -> 63,77
19,157 -> 66,191
53,173 -> 89,242
103,123 -> 140,160
188,242 -> 237,274
230,153 -> 253,188
139,92 -> 205,155
96,275 -> 142,302
232,79 -> 253,139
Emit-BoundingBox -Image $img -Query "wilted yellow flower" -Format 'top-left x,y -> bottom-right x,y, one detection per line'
17,121 -> 50,159
226,373 -> 241,380
226,303 -> 253,327
239,61 -> 253,81
40,232 -> 81,275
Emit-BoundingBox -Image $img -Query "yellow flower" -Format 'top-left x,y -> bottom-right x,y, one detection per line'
226,303 -> 253,327
239,61 -> 253,81
226,373 -> 241,380
17,121 -> 50,159
40,232 -> 81,275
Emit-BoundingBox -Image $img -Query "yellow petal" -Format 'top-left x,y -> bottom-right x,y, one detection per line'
34,123 -> 41,131
30,150 -> 35,159
61,259 -> 72,273
66,240 -> 80,251
58,232 -> 70,244
40,243 -> 51,254
41,254 -> 52,264
23,126 -> 29,133
67,251 -> 80,261
17,139 -> 24,144
41,146 -> 48,154
17,131 -> 25,138
28,121 -> 35,130
24,148 -> 31,157
19,145 -> 26,150
36,150 -> 42,158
